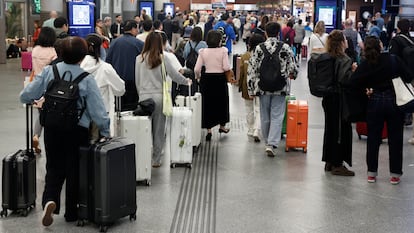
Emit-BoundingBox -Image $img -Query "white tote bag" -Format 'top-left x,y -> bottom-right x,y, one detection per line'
392,77 -> 414,112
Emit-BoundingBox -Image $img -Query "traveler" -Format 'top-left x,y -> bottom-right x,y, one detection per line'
239,34 -> 265,142
42,10 -> 57,29
183,27 -> 207,64
135,32 -> 192,167
247,22 -> 298,157
308,20 -> 329,58
20,36 -> 110,227
253,15 -> 268,37
293,19 -> 306,60
194,30 -> 233,141
53,17 -> 69,39
80,34 -> 126,139
213,13 -> 236,55
389,19 -> 414,143
282,21 -> 295,46
137,20 -> 153,42
106,20 -> 144,111
321,30 -> 356,176
343,18 -> 364,62
110,15 -> 124,39
348,36 -> 411,184
31,27 -> 58,154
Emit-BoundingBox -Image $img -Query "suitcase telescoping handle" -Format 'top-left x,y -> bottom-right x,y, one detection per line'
26,104 -> 33,153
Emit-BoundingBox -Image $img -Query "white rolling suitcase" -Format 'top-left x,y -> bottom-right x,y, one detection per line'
175,92 -> 202,150
169,106 -> 193,168
116,99 -> 152,185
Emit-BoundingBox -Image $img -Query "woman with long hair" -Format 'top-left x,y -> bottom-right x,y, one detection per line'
308,20 -> 329,58
322,30 -> 356,176
31,26 -> 58,154
349,36 -> 411,184
194,30 -> 232,141
135,32 -> 192,167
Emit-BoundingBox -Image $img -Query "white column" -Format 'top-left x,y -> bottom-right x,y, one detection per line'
40,0 -> 63,13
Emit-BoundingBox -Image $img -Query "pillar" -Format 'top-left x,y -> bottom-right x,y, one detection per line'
123,0 -> 138,20
0,0 -> 6,64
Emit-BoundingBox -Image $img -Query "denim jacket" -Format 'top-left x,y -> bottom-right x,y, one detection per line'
20,62 -> 110,137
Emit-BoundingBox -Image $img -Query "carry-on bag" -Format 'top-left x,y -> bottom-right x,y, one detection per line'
78,137 -> 137,232
1,104 -> 36,217
21,51 -> 32,71
169,100 -> 193,168
116,98 -> 152,185
175,85 -> 202,150
285,100 -> 308,153
356,122 -> 388,140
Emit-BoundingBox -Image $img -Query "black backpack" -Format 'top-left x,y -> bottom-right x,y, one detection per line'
185,41 -> 199,70
283,28 -> 293,45
258,42 -> 285,92
399,34 -> 414,78
40,64 -> 89,131
171,19 -> 180,33
307,53 -> 336,97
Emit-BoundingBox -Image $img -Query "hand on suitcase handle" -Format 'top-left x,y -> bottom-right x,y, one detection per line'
186,78 -> 193,86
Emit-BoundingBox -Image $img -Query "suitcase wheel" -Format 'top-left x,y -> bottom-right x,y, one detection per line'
146,180 -> 151,186
0,209 -> 7,217
170,163 -> 176,168
187,163 -> 192,169
358,135 -> 362,140
99,225 -> 108,232
285,147 -> 289,152
303,148 -> 307,153
20,209 -> 28,217
77,220 -> 85,227
129,213 -> 137,221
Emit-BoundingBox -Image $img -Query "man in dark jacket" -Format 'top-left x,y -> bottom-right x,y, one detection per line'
110,15 -> 124,39
163,15 -> 173,43
106,20 -> 144,111
389,18 -> 414,129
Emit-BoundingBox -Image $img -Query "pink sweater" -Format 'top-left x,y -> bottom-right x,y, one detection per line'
32,46 -> 57,75
194,47 -> 231,78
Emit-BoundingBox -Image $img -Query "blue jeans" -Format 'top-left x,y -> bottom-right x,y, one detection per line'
366,90 -> 404,177
259,94 -> 286,147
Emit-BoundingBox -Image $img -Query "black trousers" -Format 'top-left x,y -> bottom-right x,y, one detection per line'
366,90 -> 404,176
42,126 -> 89,219
322,95 -> 353,167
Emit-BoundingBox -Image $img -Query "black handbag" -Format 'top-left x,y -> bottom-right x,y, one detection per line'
341,87 -> 368,123
133,98 -> 155,116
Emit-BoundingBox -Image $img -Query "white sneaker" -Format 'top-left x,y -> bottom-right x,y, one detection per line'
42,201 -> 56,227
408,138 -> 414,145
265,146 -> 276,157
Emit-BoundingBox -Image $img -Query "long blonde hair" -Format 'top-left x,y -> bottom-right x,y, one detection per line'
314,21 -> 326,36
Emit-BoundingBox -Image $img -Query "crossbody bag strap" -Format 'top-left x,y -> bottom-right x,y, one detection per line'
52,64 -> 61,80
399,34 -> 414,45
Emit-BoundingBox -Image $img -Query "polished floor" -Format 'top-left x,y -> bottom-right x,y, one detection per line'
1,42 -> 414,233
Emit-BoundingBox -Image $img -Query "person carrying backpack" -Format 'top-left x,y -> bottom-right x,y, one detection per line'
389,18 -> 414,143
282,21 -> 295,47
20,37 -> 110,227
247,22 -> 298,157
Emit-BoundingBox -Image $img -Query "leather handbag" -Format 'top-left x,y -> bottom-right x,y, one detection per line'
225,69 -> 236,83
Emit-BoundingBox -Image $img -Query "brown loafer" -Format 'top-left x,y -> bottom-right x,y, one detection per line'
331,165 -> 355,176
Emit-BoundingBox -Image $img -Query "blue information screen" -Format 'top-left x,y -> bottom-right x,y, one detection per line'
314,0 -> 337,33
139,1 -> 154,19
67,0 -> 95,38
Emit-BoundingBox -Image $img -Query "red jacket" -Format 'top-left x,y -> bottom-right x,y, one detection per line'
282,26 -> 295,46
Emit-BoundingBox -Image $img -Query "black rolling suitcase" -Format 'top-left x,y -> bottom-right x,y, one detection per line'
1,105 -> 36,217
78,137 -> 137,232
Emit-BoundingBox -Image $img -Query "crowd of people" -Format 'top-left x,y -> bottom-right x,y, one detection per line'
16,7 -> 414,228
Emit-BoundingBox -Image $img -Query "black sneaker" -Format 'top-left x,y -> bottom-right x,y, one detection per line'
331,166 -> 355,176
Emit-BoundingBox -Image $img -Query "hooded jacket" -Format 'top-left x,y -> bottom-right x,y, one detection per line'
80,55 -> 125,135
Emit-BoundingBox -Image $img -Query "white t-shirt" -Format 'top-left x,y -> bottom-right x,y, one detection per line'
308,33 -> 329,60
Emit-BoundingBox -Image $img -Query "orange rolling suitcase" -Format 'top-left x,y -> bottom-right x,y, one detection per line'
285,100 -> 308,153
